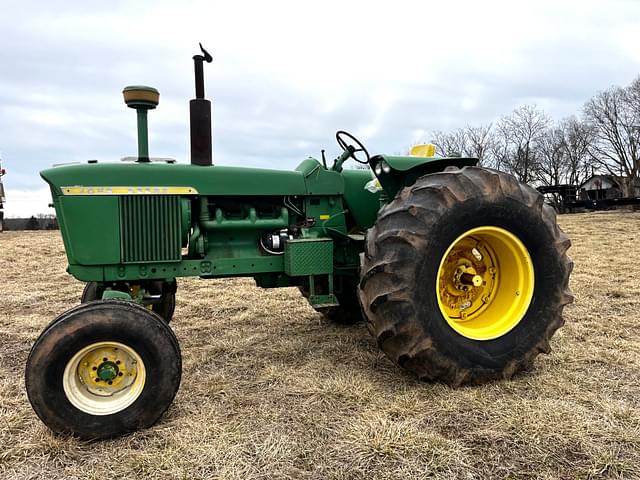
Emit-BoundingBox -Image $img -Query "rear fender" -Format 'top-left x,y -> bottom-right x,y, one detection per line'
370,154 -> 478,198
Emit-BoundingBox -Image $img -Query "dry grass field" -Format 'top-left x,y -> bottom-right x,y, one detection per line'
1,211 -> 639,479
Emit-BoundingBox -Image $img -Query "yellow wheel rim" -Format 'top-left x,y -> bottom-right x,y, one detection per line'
63,341 -> 146,415
436,226 -> 534,340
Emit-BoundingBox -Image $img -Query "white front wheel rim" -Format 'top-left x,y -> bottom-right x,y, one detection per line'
63,341 -> 146,416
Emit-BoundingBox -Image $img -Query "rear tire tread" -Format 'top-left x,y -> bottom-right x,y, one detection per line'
359,167 -> 573,386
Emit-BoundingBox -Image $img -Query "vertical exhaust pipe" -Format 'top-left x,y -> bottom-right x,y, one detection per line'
190,43 -> 213,166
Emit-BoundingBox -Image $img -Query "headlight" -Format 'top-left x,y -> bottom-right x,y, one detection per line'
374,163 -> 383,175
381,162 -> 391,174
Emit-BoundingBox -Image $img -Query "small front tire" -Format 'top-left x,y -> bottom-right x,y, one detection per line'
25,301 -> 182,439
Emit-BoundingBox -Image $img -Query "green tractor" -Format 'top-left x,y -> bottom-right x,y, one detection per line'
26,46 -> 573,439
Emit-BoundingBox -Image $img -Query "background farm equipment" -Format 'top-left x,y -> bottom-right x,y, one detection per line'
26,46 -> 573,439
538,181 -> 640,213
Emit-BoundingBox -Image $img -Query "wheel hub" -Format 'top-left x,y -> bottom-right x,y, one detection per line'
453,265 -> 483,292
97,361 -> 119,382
63,341 -> 146,415
436,226 -> 534,340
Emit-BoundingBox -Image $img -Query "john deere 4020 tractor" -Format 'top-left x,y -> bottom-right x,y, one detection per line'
26,46 -> 573,439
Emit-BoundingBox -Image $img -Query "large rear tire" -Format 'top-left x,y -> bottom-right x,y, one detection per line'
358,167 -> 573,385
25,301 -> 181,439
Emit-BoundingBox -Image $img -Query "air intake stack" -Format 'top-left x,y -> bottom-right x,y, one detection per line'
122,85 -> 159,162
190,43 -> 213,166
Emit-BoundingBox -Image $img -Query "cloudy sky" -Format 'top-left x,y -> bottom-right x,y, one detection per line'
1,0 -> 639,217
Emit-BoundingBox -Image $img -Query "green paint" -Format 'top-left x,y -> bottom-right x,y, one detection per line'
373,154 -> 475,172
97,361 -> 118,381
371,154 -> 478,198
101,289 -> 132,300
41,162 -> 307,197
284,238 -> 333,276
341,169 -> 380,229
57,196 -> 120,266
296,158 -> 344,194
136,109 -> 149,161
41,98 -> 478,312
43,152 -> 476,294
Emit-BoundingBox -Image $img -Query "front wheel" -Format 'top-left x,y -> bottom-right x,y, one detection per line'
358,167 -> 573,385
25,301 -> 182,439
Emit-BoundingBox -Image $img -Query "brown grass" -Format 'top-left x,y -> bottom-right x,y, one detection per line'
1,211 -> 639,479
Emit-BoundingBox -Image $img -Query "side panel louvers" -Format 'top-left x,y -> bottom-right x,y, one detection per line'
120,196 -> 181,263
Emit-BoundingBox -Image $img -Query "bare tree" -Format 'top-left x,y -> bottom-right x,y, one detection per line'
430,129 -> 468,157
494,105 -> 550,183
465,124 -> 493,166
625,76 -> 640,117
584,84 -> 640,196
536,126 -> 566,187
427,124 -> 494,165
534,116 -> 595,189
486,123 -> 510,172
559,116 -> 594,186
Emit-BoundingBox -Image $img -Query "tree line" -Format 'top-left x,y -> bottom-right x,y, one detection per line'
425,76 -> 640,197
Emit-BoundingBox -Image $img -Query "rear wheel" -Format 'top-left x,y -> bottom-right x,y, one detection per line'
82,281 -> 176,323
358,167 -> 573,385
25,301 -> 181,439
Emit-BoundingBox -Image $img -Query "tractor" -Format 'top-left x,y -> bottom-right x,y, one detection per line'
26,45 -> 573,439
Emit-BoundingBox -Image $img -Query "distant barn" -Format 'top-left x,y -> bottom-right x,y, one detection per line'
537,174 -> 640,213
579,174 -> 623,201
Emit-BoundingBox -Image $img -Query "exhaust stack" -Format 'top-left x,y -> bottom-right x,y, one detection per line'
190,43 -> 213,166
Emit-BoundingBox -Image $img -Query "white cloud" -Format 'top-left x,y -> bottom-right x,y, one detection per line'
1,0 -> 639,215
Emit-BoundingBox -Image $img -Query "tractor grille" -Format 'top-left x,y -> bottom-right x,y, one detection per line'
119,196 -> 181,263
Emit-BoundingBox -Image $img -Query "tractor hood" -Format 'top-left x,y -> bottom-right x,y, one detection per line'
40,161 -> 309,197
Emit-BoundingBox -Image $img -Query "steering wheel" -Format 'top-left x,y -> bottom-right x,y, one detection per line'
336,130 -> 370,164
